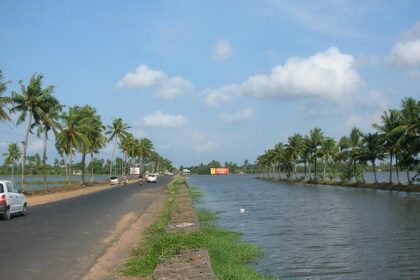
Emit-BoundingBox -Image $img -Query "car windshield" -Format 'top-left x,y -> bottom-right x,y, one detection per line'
0,183 -> 3,193
110,176 -> 118,180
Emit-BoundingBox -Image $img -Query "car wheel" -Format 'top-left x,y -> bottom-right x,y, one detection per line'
2,209 -> 11,220
21,205 -> 28,216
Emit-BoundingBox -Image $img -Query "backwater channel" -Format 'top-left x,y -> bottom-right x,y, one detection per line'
188,175 -> 420,280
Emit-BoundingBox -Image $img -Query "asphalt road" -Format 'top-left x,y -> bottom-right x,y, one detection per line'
0,176 -> 171,280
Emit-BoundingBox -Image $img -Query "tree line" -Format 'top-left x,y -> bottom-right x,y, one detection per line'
257,97 -> 419,185
0,70 -> 173,188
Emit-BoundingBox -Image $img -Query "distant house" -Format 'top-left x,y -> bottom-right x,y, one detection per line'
182,169 -> 191,175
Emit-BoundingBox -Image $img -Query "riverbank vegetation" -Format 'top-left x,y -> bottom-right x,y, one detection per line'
0,70 -> 173,188
257,97 -> 419,186
123,177 -> 276,279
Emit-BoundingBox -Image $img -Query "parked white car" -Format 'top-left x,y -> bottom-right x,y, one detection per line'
0,180 -> 27,220
147,174 -> 157,183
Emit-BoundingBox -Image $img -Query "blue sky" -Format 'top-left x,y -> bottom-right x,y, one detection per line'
1,0 -> 419,167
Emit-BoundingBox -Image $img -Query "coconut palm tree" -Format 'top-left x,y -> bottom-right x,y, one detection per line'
34,96 -> 63,188
55,106 -> 91,185
0,70 -> 11,122
349,127 -> 363,182
272,143 -> 285,177
320,137 -> 338,180
9,73 -> 55,187
3,143 -> 21,180
390,97 -> 420,176
360,133 -> 385,184
306,127 -> 324,180
285,134 -> 304,179
137,138 -> 153,175
105,118 -> 130,177
373,109 -> 401,183
75,106 -> 105,185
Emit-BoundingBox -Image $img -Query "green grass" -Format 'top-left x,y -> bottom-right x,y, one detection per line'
122,177 -> 278,280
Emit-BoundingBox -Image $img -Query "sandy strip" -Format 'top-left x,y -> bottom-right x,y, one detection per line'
82,191 -> 166,280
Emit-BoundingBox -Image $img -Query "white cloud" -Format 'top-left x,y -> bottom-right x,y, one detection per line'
212,39 -> 232,60
204,84 -> 242,106
386,40 -> 420,67
116,65 -> 193,99
140,111 -> 188,128
385,22 -> 420,77
205,47 -> 363,106
218,108 -> 255,123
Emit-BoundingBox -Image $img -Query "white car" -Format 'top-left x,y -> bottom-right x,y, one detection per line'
147,174 -> 157,183
110,176 -> 120,185
0,180 -> 27,220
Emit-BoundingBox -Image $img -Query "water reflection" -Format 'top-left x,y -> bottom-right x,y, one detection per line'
189,175 -> 420,280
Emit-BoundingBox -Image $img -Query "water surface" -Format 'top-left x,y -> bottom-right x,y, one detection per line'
188,175 -> 420,280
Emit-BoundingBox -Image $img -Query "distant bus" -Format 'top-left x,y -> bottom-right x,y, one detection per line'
210,168 -> 230,175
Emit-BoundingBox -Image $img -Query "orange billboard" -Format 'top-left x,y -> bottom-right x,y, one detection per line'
210,168 -> 230,175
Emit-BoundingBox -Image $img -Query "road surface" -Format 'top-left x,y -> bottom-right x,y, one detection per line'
0,176 -> 171,280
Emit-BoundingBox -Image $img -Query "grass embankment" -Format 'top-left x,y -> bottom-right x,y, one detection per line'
259,176 -> 420,192
123,176 -> 277,280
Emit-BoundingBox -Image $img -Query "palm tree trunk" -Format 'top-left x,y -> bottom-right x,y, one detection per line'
21,112 -> 33,189
90,153 -> 94,183
389,153 -> 393,183
323,159 -> 327,180
81,152 -> 86,186
396,157 -> 400,184
353,159 -> 358,182
109,140 -> 116,176
407,169 -> 412,185
65,159 -> 69,184
42,129 -> 48,189
67,155 -> 71,185
11,165 -> 14,180
140,156 -> 144,175
308,159 -> 312,180
304,161 -> 307,180
314,157 -> 317,180
294,163 -> 297,179
372,160 -> 378,184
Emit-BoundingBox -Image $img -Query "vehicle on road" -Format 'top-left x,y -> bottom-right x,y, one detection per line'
0,180 -> 27,220
147,174 -> 157,183
110,176 -> 120,185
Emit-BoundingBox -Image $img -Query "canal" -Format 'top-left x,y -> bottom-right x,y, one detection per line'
188,175 -> 420,280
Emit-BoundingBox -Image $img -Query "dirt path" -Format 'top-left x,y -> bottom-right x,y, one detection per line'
83,190 -> 166,280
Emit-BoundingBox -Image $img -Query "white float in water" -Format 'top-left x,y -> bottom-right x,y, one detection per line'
239,208 -> 246,213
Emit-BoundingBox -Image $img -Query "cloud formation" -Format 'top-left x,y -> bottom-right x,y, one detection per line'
385,22 -> 420,74
205,47 -> 363,106
212,39 -> 232,60
218,108 -> 255,123
116,65 -> 193,99
140,111 -> 189,128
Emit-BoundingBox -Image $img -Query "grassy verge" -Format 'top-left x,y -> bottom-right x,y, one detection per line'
123,177 -> 277,280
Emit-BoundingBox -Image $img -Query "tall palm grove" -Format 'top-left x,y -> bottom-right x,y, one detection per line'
258,97 -> 419,185
0,70 -> 173,188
